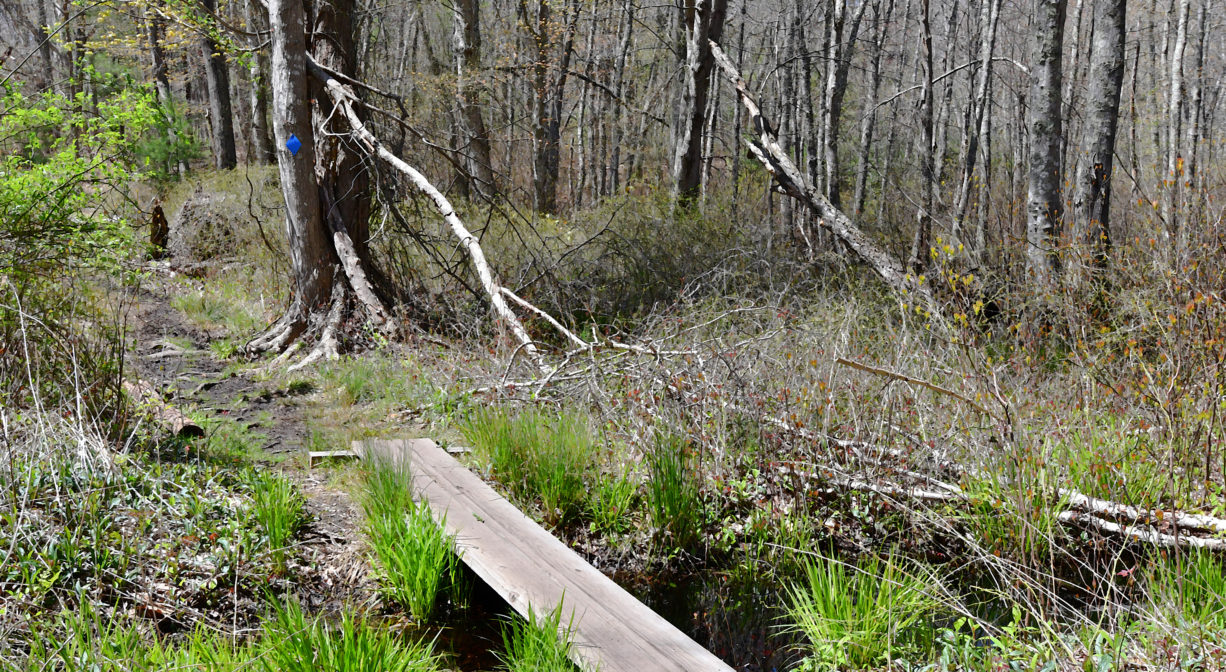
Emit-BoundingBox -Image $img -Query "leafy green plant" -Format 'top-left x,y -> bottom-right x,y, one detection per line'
785,552 -> 937,669
498,603 -> 577,672
644,433 -> 703,551
249,472 -> 305,570
259,601 -> 442,672
361,458 -> 460,621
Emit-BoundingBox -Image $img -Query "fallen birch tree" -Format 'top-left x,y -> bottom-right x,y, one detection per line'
709,40 -> 943,322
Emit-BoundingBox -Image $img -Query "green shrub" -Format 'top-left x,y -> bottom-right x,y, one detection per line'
785,552 -> 937,669
361,458 -> 460,621
644,433 -> 703,551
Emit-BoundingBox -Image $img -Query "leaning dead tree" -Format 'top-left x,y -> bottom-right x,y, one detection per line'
709,41 -> 943,321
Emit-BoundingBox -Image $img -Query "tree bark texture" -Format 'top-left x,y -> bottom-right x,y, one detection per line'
453,0 -> 496,198
1025,0 -> 1067,288
672,0 -> 728,202
1072,0 -> 1125,272
201,0 -> 237,170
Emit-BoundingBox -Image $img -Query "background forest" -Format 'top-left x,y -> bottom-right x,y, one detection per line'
3,0 -> 1226,670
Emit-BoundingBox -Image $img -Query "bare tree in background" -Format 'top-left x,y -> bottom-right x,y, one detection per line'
1025,0 -> 1067,288
1072,0 -> 1126,275
672,0 -> 728,203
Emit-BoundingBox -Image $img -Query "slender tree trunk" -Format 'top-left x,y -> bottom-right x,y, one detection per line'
201,0 -> 237,169
453,0 -> 496,198
908,0 -> 935,274
822,0 -> 868,209
672,0 -> 729,203
246,0 -> 274,163
853,0 -> 892,218
1072,0 -> 1126,275
1025,0 -> 1067,288
954,0 -> 1000,237
607,0 -> 634,195
1166,0 -> 1190,264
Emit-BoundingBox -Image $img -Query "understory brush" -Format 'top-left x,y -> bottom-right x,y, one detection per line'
0,406 -> 308,662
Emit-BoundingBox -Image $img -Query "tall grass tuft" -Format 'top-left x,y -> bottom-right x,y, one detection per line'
785,552 -> 937,669
644,433 -> 703,551
498,603 -> 577,672
461,408 -> 595,526
249,471 -> 305,570
1148,549 -> 1226,631
259,600 -> 442,672
361,457 -> 460,622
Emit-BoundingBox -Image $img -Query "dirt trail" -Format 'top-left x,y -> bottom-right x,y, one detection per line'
125,271 -> 373,615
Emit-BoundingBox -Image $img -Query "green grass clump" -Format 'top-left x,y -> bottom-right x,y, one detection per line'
461,408 -> 596,526
785,552 -> 937,669
498,603 -> 577,672
588,471 -> 638,534
259,601 -> 442,672
1148,549 -> 1226,631
361,458 -> 460,622
644,433 -> 703,550
249,472 -> 305,569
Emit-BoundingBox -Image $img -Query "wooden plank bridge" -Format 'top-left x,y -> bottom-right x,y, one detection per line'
356,438 -> 734,672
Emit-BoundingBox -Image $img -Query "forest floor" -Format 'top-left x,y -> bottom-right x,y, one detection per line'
125,263 -> 375,624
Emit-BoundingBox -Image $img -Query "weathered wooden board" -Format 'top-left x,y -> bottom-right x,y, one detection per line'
356,438 -> 734,672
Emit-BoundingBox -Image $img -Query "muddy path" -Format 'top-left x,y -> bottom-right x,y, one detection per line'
123,270 -> 373,616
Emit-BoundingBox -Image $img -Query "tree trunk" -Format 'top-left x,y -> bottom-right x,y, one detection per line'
1166,0 -> 1190,264
1072,0 -> 1125,274
1025,0 -> 1067,289
853,0 -> 892,218
953,0 -> 1001,238
245,0 -> 274,164
453,0 -> 496,198
201,0 -> 237,170
908,0 -> 935,274
671,0 -> 729,203
265,0 -> 332,347
822,0 -> 868,209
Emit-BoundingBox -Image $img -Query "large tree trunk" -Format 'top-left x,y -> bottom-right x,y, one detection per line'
251,0 -> 390,362
453,0 -> 496,198
1025,0 -> 1067,289
1072,0 -> 1126,274
260,0 -> 333,353
200,0 -> 237,170
671,0 -> 729,203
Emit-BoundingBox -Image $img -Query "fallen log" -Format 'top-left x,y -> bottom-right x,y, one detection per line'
124,380 -> 204,438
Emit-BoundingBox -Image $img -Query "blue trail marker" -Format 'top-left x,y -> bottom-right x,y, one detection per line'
286,133 -> 302,156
